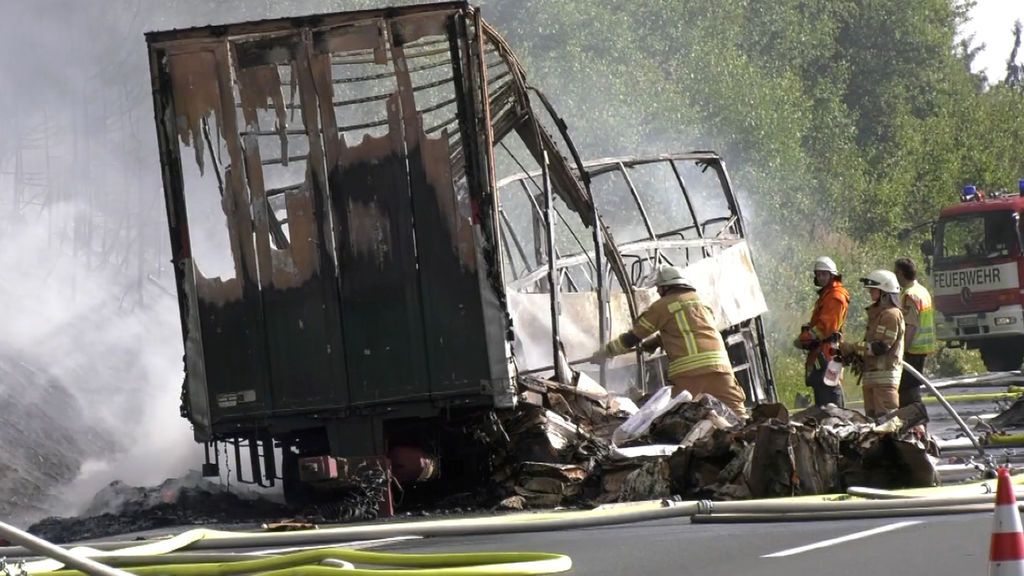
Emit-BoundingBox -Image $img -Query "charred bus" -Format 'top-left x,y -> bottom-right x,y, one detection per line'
146,2 -> 774,505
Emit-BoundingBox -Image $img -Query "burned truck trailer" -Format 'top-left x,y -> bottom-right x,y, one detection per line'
147,2 -> 775,502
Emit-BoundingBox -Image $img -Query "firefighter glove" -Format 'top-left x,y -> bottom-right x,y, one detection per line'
849,359 -> 863,379
868,340 -> 891,356
838,340 -> 867,359
640,337 -> 661,354
796,330 -> 819,351
598,338 -> 628,359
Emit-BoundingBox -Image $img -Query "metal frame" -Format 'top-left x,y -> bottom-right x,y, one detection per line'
496,152 -> 777,402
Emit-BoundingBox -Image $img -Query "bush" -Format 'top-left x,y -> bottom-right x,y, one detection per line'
928,347 -> 986,379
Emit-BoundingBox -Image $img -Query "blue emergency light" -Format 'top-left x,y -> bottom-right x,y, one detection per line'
1019,178 -> 1024,196
962,184 -> 978,202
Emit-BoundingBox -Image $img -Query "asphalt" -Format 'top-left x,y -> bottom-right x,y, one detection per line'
377,511 -> 993,575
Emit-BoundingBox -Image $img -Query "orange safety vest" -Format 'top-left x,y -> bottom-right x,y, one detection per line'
800,280 -> 850,370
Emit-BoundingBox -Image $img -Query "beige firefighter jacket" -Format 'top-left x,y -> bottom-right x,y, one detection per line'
859,302 -> 906,387
607,290 -> 732,378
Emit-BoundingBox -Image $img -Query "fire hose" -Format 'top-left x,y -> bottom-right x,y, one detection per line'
0,520 -> 572,576
900,360 -> 988,461
7,476 -> 1024,575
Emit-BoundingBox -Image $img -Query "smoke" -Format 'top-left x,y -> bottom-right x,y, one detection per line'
0,0 -> 443,521
0,204 -> 197,517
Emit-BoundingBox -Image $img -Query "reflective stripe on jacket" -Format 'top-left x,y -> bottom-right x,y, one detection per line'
901,281 -> 936,355
614,290 -> 732,378
862,302 -> 905,386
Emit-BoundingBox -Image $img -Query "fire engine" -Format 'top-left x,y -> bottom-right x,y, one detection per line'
923,181 -> 1024,371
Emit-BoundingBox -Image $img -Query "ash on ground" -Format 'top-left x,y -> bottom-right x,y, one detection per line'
27,472 -> 296,543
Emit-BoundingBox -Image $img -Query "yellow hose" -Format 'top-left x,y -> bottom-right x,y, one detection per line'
929,391 -> 1022,403
988,433 -> 1024,445
32,548 -> 571,576
846,390 -> 1022,408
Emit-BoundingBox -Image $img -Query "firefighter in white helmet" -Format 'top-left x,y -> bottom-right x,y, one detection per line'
794,256 -> 850,408
592,265 -> 748,418
838,269 -> 906,418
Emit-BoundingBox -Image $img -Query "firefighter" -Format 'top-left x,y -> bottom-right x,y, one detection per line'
894,257 -> 936,407
591,265 -> 748,418
838,270 -> 906,418
794,256 -> 850,408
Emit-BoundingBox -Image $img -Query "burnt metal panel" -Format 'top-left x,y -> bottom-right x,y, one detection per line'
229,33 -> 350,412
391,12 -> 502,398
148,6 -> 572,431
154,41 -> 274,426
311,21 -> 431,405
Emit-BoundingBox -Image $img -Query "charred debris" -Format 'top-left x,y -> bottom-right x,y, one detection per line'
481,375 -> 937,510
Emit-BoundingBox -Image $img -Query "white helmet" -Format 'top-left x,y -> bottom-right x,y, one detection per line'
813,256 -> 838,275
860,269 -> 900,294
655,265 -> 694,288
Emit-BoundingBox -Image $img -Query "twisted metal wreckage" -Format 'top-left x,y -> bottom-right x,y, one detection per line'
146,1 -> 817,512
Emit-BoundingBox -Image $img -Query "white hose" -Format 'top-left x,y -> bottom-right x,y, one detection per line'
692,502 -> 1016,523
0,520 -> 133,576
5,492 -> 1018,561
903,360 -> 986,458
845,487 -> 924,500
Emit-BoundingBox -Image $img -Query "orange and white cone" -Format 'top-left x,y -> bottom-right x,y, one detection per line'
991,467 -> 1024,576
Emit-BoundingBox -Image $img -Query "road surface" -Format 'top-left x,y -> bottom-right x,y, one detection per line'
379,511 -> 993,575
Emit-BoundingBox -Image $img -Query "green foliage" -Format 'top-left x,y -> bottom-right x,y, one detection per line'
477,0 -> 1024,383
770,354 -> 807,408
929,347 -> 987,378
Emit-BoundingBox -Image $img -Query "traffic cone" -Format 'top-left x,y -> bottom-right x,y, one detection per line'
990,467 -> 1024,576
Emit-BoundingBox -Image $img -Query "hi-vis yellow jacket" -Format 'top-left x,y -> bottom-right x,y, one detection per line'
901,280 -> 936,355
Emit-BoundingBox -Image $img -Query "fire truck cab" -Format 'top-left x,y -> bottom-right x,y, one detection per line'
927,182 -> 1024,371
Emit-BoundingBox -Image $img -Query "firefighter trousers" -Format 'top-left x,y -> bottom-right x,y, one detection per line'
863,382 -> 899,418
899,353 -> 927,407
805,363 -> 845,408
670,371 -> 748,419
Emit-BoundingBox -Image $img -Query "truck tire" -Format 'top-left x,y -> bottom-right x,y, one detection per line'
979,339 -> 1024,372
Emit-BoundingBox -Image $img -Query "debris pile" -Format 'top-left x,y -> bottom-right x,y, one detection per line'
988,395 -> 1024,430
483,376 -> 938,508
485,375 -> 626,508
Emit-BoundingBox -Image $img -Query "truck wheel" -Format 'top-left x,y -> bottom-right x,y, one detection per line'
979,340 -> 1024,372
